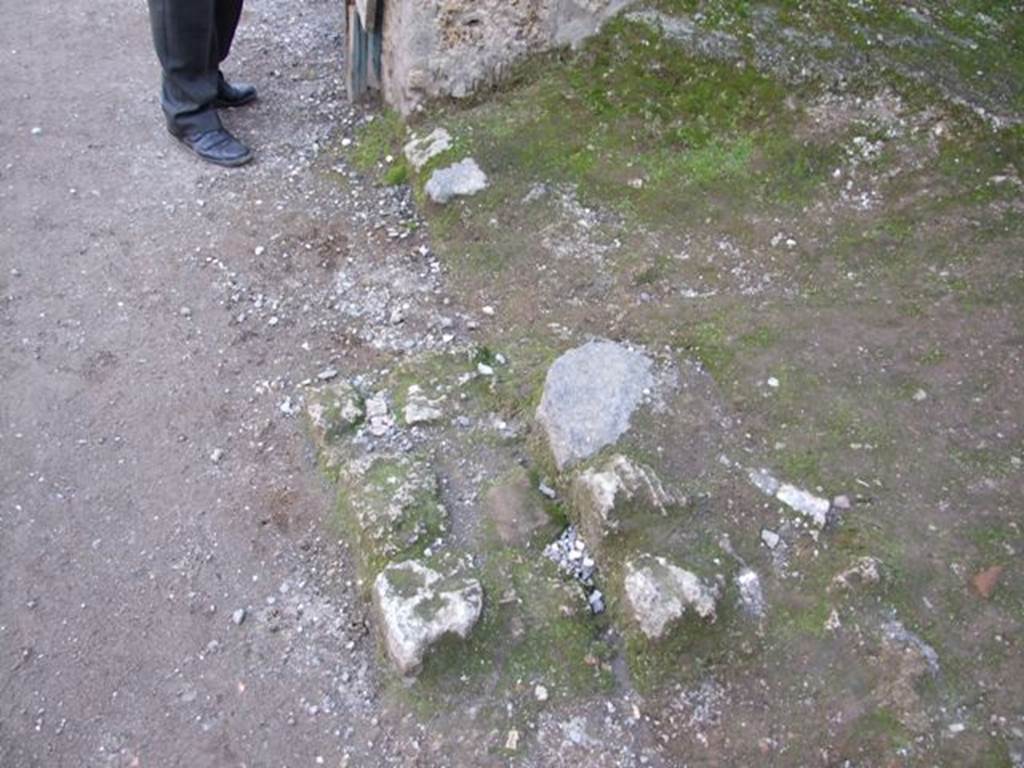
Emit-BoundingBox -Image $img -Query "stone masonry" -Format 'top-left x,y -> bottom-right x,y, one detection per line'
380,0 -> 636,114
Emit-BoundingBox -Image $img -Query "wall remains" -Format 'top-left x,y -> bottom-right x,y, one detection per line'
380,0 -> 636,114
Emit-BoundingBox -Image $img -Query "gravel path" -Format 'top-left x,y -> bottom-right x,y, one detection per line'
0,1 -> 436,765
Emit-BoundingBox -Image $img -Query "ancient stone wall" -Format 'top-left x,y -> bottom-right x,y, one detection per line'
380,0 -> 636,114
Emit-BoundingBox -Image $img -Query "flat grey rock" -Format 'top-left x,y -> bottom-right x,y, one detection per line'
537,341 -> 654,470
425,158 -> 488,204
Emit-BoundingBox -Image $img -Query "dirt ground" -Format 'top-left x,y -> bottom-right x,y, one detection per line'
0,0 -> 425,765
2,0 -> 1023,767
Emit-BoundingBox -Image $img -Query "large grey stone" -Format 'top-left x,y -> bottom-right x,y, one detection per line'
424,159 -> 488,204
570,454 -> 673,558
537,340 -> 654,470
372,559 -> 484,675
623,554 -> 718,640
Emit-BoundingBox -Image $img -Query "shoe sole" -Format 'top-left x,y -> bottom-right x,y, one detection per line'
213,93 -> 258,109
169,132 -> 254,168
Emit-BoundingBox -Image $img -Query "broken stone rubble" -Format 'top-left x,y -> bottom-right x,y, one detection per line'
372,559 -> 484,675
543,525 -> 604,614
571,454 -> 674,559
747,467 -> 832,528
623,554 -> 719,641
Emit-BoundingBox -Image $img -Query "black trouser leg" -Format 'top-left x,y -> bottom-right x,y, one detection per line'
215,0 -> 244,63
148,0 -> 243,134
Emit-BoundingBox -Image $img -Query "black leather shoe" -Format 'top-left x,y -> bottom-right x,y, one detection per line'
171,126 -> 253,167
215,79 -> 258,109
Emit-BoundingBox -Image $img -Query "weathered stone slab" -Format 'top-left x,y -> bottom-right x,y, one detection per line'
623,554 -> 718,640
424,159 -> 488,204
380,0 -> 637,114
570,454 -> 673,557
536,340 -> 654,470
373,559 -> 484,675
340,454 -> 447,569
484,468 -> 551,546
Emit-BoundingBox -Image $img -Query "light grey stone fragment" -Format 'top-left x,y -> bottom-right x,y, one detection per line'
537,340 -> 654,470
748,467 -> 780,496
403,385 -> 444,426
736,568 -> 765,619
623,554 -> 718,640
373,560 -> 483,675
365,392 -> 394,436
403,128 -> 452,170
775,484 -> 831,528
424,159 -> 488,204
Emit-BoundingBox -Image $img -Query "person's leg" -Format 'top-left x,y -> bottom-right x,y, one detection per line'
213,0 -> 257,107
147,0 -> 221,135
215,0 -> 244,64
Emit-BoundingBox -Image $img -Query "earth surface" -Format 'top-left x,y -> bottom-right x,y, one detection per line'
2,0 -> 1022,767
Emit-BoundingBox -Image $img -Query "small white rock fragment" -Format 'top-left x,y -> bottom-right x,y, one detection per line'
748,468 -> 781,496
824,608 -> 842,632
760,528 -> 781,549
534,684 -> 549,702
776,483 -> 831,528
767,377 -> 780,388
505,729 -> 520,751
736,569 -> 766,619
210,448 -> 225,464
232,608 -> 246,625
912,388 -> 928,401
477,363 -> 494,377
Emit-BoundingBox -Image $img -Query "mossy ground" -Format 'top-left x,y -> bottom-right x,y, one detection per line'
330,1 -> 1024,763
